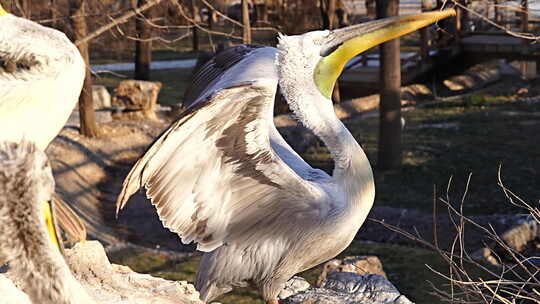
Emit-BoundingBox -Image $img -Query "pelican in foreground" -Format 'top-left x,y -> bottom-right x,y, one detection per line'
0,140 -> 95,304
117,10 -> 456,303
0,4 -> 86,246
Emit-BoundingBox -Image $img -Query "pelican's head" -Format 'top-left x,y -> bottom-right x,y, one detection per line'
277,10 -> 455,99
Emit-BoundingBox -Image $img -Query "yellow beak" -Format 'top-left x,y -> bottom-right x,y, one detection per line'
0,4 -> 8,16
315,9 -> 456,98
44,200 -> 63,252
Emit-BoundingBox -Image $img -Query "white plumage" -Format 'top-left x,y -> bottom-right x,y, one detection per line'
118,43 -> 374,303
116,10 -> 455,304
0,140 -> 95,304
0,7 -> 92,304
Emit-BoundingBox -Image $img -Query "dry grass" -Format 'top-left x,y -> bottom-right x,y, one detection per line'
373,169 -> 540,303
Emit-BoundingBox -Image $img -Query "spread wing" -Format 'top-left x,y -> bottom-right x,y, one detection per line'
183,44 -> 266,108
116,47 -> 327,252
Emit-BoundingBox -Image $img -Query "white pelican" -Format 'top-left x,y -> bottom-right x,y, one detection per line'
117,10 -> 456,303
0,140 -> 95,304
0,4 -> 86,247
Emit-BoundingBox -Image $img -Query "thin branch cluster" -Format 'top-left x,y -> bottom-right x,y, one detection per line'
372,168 -> 540,304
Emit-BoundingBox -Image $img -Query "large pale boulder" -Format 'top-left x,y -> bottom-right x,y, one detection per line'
1,241 -> 203,304
92,85 -> 111,110
0,275 -> 31,304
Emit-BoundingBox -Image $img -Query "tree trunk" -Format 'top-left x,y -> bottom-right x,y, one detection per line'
134,0 -> 153,80
376,0 -> 401,170
69,0 -> 99,138
365,0 -> 376,19
20,0 -> 30,18
319,0 -> 337,29
50,0 -> 59,28
254,4 -> 267,23
242,0 -> 251,44
419,0 -> 429,61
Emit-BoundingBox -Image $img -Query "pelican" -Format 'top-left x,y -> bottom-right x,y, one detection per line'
117,10 -> 456,303
0,140 -> 95,304
0,4 -> 86,246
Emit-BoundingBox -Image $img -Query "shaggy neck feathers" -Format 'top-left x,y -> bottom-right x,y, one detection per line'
276,34 -> 374,213
0,141 -> 94,304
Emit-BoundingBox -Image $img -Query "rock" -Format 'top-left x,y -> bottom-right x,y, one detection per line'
401,84 -> 432,102
517,87 -> 529,95
283,272 -> 413,304
472,218 -> 540,265
92,85 -> 111,110
443,63 -> 500,92
0,274 -> 31,304
64,241 -> 203,303
279,276 -> 311,300
112,80 -> 162,120
2,241 -> 203,304
318,256 -> 387,286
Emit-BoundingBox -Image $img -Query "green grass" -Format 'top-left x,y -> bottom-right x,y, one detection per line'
304,95 -> 539,215
94,67 -> 194,106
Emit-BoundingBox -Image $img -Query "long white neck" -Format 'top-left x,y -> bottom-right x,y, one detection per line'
276,37 -> 375,215
0,142 -> 94,304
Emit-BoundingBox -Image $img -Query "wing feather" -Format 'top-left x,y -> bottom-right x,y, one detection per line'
117,46 -> 329,252
183,45 -> 266,109
117,83 -> 325,252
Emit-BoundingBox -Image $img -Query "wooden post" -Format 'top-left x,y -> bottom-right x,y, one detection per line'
462,0 -> 470,32
521,0 -> 529,33
50,0 -> 58,28
207,6 -> 213,29
134,0 -> 153,80
419,0 -> 430,61
20,0 -> 30,18
494,0 -> 501,24
453,0 -> 469,39
520,0 -> 531,78
241,0 -> 251,44
435,0 -> 445,44
376,0 -> 402,170
328,0 -> 337,29
191,0 -> 199,51
69,0 -> 99,138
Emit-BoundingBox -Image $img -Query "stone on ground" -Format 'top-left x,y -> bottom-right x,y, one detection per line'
112,80 -> 162,120
283,272 -> 413,304
317,256 -> 387,286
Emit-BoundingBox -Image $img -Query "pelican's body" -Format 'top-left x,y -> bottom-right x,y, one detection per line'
0,140 -> 94,304
0,9 -> 85,149
117,11 -> 456,303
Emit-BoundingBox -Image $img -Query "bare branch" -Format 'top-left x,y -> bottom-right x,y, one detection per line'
75,0 -> 165,46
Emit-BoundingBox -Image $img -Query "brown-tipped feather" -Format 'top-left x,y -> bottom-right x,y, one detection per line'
51,194 -> 87,244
